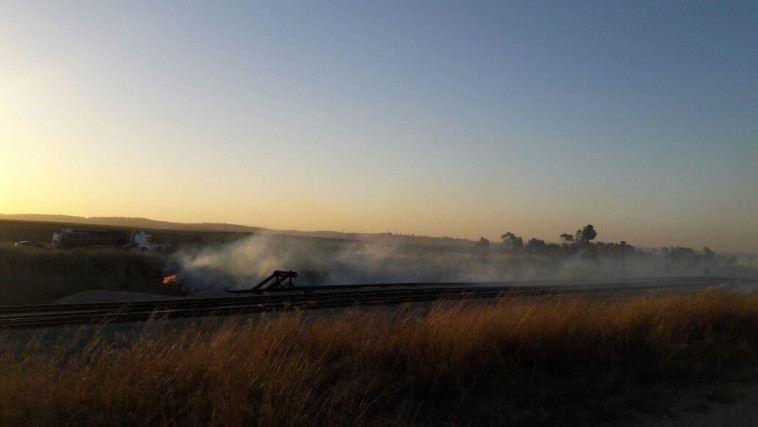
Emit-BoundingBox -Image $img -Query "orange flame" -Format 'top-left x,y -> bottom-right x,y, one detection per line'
162,274 -> 190,295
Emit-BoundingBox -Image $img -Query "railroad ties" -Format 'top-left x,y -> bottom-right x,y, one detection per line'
0,277 -> 741,329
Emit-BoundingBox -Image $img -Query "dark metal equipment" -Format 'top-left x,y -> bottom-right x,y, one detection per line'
250,270 -> 298,291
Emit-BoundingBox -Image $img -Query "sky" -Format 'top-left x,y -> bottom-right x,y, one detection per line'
1,1 -> 756,253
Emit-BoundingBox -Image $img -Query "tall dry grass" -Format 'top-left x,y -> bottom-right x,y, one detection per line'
2,291 -> 758,425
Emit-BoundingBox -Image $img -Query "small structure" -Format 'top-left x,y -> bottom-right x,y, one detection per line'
250,270 -> 298,291
52,228 -> 154,250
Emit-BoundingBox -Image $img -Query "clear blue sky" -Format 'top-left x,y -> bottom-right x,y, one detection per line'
1,1 -> 756,252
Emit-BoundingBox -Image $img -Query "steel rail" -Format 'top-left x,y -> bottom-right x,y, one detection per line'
0,281 -> 715,321
0,276 -> 733,315
0,277 -> 741,329
0,280 -> 733,320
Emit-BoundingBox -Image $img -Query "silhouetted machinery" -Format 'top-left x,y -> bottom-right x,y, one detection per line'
250,270 -> 298,291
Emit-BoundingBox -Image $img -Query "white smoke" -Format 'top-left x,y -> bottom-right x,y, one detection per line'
169,234 -> 758,291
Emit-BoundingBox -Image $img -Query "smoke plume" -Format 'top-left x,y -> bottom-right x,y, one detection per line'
169,234 -> 758,291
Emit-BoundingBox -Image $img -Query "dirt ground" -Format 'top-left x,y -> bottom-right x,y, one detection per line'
615,374 -> 758,426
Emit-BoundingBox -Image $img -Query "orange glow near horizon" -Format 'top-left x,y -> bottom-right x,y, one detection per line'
2,2 -> 756,254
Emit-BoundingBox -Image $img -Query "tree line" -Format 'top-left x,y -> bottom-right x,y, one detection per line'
477,224 -> 717,260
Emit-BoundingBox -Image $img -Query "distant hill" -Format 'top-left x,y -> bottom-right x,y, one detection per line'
0,214 -> 263,233
0,214 -> 476,248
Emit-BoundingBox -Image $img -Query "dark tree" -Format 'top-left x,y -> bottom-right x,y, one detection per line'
525,238 -> 548,255
500,232 -> 523,252
477,237 -> 490,249
703,247 -> 715,259
664,247 -> 699,264
559,233 -> 575,244
575,224 -> 597,243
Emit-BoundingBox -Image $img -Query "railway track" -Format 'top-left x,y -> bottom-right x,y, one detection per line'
0,276 -> 746,329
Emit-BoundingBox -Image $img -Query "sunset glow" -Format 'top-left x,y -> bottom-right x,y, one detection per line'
1,1 -> 756,252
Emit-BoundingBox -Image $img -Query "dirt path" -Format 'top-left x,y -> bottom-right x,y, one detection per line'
622,379 -> 758,427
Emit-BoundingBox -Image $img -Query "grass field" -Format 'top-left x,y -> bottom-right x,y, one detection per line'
2,291 -> 758,425
0,247 -> 172,305
0,219 -> 254,306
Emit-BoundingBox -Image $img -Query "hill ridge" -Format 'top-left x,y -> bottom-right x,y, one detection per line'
0,214 -> 262,233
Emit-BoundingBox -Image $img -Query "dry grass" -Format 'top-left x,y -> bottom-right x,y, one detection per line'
0,248 -> 171,305
2,291 -> 758,426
